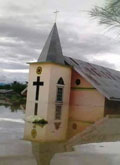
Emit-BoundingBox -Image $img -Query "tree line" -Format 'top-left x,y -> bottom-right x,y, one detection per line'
0,81 -> 27,94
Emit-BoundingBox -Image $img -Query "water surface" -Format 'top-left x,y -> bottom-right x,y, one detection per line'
0,104 -> 67,165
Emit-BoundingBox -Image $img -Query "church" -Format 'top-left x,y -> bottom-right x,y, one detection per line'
25,23 -> 120,139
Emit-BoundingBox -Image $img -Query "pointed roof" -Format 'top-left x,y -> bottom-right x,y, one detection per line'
38,23 -> 65,65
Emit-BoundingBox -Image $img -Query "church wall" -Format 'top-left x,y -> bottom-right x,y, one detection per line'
71,69 -> 93,88
46,64 -> 71,140
26,63 -> 52,118
24,122 -> 69,142
26,62 -> 71,140
69,90 -> 105,122
68,70 -> 105,138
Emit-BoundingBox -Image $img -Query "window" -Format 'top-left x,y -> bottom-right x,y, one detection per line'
56,77 -> 64,102
55,105 -> 62,120
57,77 -> 64,85
72,123 -> 77,130
56,87 -> 63,102
75,79 -> 81,85
34,103 -> 38,116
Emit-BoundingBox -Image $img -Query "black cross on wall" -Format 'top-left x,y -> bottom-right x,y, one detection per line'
33,76 -> 44,101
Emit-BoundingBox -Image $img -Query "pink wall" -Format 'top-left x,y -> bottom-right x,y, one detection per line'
71,70 -> 92,88
68,70 -> 105,137
69,70 -> 105,122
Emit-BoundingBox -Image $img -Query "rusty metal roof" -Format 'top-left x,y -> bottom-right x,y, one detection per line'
65,56 -> 120,101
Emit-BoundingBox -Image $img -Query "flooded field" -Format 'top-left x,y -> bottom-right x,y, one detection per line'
0,104 -> 68,165
0,102 -> 94,165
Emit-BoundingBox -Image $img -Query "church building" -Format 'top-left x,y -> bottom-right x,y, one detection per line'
25,23 -> 120,139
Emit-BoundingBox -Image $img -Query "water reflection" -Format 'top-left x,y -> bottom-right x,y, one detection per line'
0,103 -> 68,165
24,122 -> 68,165
32,141 -> 66,165
24,122 -> 67,142
0,103 -> 25,112
0,104 -> 37,165
23,117 -> 92,164
0,103 -> 92,165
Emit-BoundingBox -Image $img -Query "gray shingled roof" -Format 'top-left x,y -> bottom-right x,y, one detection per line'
64,56 -> 120,101
38,23 -> 65,65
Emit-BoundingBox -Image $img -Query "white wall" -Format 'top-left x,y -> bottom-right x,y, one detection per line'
25,62 -> 71,140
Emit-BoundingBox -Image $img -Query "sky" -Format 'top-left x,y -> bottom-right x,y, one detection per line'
0,0 -> 120,83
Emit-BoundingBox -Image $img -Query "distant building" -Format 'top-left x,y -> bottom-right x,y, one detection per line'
0,89 -> 15,96
25,23 -> 120,140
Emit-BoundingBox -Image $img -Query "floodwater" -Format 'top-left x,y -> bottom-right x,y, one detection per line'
0,104 -> 68,165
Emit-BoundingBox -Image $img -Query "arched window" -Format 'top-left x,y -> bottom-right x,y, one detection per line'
57,77 -> 64,85
56,77 -> 64,102
55,77 -> 65,120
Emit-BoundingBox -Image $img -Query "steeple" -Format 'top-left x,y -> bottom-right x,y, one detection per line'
38,23 -> 65,65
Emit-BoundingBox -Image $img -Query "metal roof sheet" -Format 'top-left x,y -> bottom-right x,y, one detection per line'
64,56 -> 120,101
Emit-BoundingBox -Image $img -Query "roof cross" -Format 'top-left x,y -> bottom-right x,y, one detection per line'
54,10 -> 59,22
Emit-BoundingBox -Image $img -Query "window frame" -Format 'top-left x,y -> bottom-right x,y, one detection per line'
55,77 -> 65,120
56,85 -> 64,103
56,77 -> 64,103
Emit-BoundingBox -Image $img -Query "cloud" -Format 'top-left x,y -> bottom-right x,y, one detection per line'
1,71 -> 28,83
0,0 -> 120,82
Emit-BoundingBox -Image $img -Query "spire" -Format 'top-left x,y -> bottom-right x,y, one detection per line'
38,23 -> 65,65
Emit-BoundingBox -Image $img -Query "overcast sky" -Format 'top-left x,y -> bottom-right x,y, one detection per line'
0,0 -> 120,83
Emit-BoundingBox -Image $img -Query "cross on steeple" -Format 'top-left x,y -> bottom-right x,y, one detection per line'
54,10 -> 59,22
33,77 -> 44,101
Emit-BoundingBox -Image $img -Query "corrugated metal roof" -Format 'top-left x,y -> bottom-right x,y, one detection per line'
64,56 -> 120,101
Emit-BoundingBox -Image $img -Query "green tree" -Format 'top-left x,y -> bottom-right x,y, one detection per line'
0,81 -> 27,94
90,0 -> 120,30
11,81 -> 27,94
0,84 -> 11,90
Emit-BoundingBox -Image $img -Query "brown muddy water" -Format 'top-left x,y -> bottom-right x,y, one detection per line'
0,104 -> 69,165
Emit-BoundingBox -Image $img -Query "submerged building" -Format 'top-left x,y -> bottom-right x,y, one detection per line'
25,23 -> 120,140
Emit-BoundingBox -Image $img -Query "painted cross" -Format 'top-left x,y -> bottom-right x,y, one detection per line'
33,76 -> 44,101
